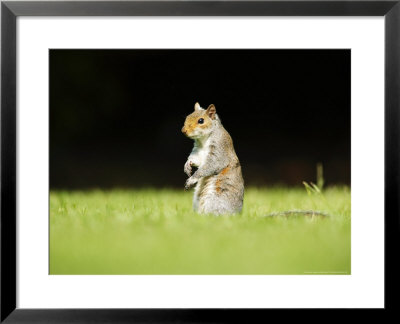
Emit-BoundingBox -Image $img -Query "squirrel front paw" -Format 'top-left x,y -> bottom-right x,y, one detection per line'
184,177 -> 198,190
184,160 -> 193,177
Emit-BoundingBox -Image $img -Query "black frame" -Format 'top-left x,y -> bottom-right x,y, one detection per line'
1,0 -> 399,322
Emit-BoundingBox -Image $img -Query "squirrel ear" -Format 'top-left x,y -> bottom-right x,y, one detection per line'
206,104 -> 216,119
194,102 -> 201,111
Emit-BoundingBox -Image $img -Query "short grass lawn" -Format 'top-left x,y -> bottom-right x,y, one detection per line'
50,187 -> 351,274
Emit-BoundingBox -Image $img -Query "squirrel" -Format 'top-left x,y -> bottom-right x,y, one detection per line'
181,102 -> 331,219
182,102 -> 244,215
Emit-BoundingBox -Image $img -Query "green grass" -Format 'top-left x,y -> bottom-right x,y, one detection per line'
50,186 -> 351,275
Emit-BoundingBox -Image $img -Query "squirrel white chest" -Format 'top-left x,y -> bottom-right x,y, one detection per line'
190,139 -> 211,167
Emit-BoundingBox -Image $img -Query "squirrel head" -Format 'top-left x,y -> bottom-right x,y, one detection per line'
182,102 -> 217,139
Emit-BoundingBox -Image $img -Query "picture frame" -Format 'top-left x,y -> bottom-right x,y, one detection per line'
1,0 -> 398,321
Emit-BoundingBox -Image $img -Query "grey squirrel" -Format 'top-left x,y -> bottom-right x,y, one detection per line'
182,102 -> 330,218
182,102 -> 244,214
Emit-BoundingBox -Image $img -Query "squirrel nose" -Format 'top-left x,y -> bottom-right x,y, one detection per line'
182,127 -> 187,134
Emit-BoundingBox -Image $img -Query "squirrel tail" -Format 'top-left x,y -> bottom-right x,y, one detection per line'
263,210 -> 331,218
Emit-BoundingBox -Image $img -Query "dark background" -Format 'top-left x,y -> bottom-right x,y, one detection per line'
50,50 -> 350,189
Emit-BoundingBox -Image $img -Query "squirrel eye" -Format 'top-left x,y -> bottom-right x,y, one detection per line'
198,118 -> 204,124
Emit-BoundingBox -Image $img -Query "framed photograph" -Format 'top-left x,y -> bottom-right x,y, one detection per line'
1,0 -> 398,322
